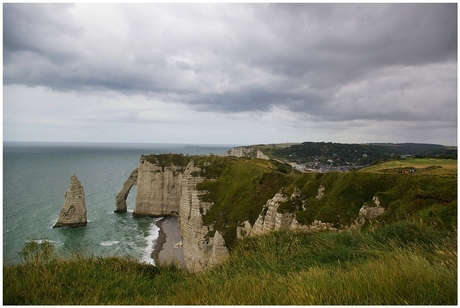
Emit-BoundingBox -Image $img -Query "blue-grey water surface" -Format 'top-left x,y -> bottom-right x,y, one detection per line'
3,142 -> 233,264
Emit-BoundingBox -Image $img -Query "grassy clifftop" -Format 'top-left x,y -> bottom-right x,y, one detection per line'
194,156 -> 456,247
125,154 -> 456,247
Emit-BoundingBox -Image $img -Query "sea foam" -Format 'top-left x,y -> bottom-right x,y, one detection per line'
99,241 -> 120,246
141,219 -> 160,265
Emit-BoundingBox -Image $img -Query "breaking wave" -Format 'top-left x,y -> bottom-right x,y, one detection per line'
99,241 -> 120,247
141,219 -> 161,265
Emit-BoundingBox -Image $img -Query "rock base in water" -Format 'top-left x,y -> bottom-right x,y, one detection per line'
53,175 -> 87,228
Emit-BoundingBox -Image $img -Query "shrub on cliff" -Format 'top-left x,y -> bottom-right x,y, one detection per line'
145,154 -> 192,171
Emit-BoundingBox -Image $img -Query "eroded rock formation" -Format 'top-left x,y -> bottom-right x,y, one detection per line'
355,196 -> 386,227
316,185 -> 325,199
54,175 -> 87,228
238,189 -> 388,238
252,191 -> 293,235
227,146 -> 254,157
179,161 -> 230,272
115,168 -> 138,213
118,154 -> 392,272
133,155 -> 183,217
226,146 -> 269,160
116,156 -> 230,272
248,188 -> 336,237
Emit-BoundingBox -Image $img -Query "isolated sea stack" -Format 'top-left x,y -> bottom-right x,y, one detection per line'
53,175 -> 87,228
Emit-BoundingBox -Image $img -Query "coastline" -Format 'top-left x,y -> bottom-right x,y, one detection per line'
151,218 -> 166,263
151,216 -> 186,269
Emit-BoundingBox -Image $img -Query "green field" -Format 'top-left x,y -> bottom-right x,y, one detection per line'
358,158 -> 457,176
3,222 -> 457,305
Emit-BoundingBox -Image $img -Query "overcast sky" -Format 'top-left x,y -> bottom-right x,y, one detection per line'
3,3 -> 457,145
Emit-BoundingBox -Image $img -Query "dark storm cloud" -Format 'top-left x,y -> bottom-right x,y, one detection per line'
186,86 -> 328,113
225,4 -> 456,80
3,4 -> 83,65
3,3 -> 457,124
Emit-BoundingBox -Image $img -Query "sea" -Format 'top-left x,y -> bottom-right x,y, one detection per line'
3,141 -> 234,265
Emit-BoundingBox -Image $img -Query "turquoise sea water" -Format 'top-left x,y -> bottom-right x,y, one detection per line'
3,142 -> 233,264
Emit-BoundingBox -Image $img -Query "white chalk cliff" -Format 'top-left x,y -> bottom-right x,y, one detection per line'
116,156 -> 230,272
54,175 -> 87,228
226,146 -> 269,160
117,154 -> 388,271
115,168 -> 138,213
133,155 -> 183,217
237,188 -> 387,239
239,188 -> 336,239
179,161 -> 230,272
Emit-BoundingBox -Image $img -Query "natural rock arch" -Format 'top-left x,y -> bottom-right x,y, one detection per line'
115,168 -> 138,213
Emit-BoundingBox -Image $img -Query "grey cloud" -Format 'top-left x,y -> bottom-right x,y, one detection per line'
186,86 -> 327,113
3,3 -> 457,124
4,4 -> 83,65
248,4 -> 456,88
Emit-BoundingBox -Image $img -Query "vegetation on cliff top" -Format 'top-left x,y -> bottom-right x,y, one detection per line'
194,156 -> 456,247
4,221 -> 456,305
251,142 -> 457,165
145,153 -> 192,171
358,157 -> 457,176
196,157 -> 297,246
132,153 -> 456,249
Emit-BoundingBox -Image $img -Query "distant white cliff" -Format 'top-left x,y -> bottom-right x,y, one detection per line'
226,146 -> 269,160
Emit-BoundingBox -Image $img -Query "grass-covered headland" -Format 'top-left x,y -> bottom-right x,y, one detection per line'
3,222 -> 456,305
3,156 -> 457,305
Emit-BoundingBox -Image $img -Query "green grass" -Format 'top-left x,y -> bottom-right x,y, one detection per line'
359,158 -> 457,176
4,222 -> 457,305
196,157 -> 297,247
145,153 -> 192,171
189,157 -> 457,247
288,172 -> 457,228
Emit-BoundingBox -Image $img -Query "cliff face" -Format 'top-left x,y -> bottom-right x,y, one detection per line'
117,154 -> 397,272
237,188 -> 387,239
54,175 -> 87,228
227,146 -> 269,160
133,155 -> 183,216
251,191 -> 295,235
117,156 -> 230,272
243,189 -> 336,237
179,161 -> 229,272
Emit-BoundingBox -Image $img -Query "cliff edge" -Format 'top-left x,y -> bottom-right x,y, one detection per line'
116,154 -> 230,272
116,153 -> 457,272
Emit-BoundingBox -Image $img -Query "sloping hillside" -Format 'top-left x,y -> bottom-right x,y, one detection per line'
248,142 -> 457,167
195,156 -> 456,247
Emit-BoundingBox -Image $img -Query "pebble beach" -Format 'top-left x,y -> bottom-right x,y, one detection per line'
151,216 -> 186,269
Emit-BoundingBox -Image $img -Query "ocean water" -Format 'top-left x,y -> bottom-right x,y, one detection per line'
3,141 -> 233,264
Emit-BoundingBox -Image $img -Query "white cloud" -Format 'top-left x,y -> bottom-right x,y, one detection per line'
3,3 -> 457,145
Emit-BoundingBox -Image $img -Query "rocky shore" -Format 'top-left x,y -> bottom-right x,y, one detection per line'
151,216 -> 186,269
